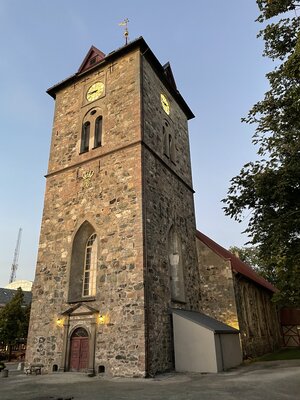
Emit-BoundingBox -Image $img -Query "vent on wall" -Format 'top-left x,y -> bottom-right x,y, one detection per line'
98,365 -> 105,373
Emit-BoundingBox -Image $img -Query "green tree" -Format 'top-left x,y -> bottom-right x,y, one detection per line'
223,0 -> 300,306
229,245 -> 275,284
229,245 -> 261,268
0,288 -> 30,361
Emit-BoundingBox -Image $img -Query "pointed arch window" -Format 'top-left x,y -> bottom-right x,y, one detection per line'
68,221 -> 97,303
80,122 -> 90,153
168,226 -> 185,302
163,121 -> 176,163
163,123 -> 170,158
82,233 -> 97,297
170,134 -> 176,163
94,116 -> 102,148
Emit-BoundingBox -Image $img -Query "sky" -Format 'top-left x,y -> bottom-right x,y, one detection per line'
0,0 -> 274,287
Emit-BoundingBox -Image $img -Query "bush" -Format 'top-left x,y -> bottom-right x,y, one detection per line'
0,352 -> 8,361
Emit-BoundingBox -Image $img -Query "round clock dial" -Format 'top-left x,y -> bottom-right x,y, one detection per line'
161,93 -> 170,115
86,82 -> 104,102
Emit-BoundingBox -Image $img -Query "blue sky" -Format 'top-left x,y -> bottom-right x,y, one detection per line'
0,1 -> 273,287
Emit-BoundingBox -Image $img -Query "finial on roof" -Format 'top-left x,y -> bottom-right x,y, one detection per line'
119,18 -> 129,45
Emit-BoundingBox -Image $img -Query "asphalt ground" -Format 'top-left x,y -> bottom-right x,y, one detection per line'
1,359 -> 300,400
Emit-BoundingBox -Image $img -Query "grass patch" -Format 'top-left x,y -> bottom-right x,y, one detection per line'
258,348 -> 300,361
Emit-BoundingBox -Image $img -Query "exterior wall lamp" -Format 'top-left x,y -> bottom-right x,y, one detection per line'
98,314 -> 109,325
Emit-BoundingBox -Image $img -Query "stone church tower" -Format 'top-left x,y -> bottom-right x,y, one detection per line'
26,37 -> 201,377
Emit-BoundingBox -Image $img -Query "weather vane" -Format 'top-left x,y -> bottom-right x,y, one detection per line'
119,18 -> 129,45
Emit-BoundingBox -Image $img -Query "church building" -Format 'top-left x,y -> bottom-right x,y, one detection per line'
26,37 -> 280,377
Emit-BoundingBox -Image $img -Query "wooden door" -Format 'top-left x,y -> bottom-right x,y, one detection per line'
79,338 -> 89,370
69,328 -> 89,371
70,338 -> 81,371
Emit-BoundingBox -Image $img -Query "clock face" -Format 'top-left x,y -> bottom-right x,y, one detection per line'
86,82 -> 104,102
161,93 -> 170,115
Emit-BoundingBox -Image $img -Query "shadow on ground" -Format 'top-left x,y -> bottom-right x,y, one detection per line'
1,360 -> 300,400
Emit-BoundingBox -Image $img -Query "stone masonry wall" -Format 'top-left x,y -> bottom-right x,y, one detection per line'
195,237 -> 239,328
234,276 -> 281,358
26,49 -> 147,377
196,237 -> 281,358
47,49 -> 142,174
142,57 -> 201,375
142,59 -> 193,188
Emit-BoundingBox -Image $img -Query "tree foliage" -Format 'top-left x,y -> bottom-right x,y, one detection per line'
223,0 -> 300,306
229,245 -> 261,269
0,288 -> 31,359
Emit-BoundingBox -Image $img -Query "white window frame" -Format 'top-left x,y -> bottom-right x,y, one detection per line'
82,233 -> 97,297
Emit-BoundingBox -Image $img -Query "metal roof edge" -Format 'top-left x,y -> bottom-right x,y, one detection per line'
170,308 -> 240,334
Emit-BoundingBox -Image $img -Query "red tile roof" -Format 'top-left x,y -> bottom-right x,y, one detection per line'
196,230 -> 277,293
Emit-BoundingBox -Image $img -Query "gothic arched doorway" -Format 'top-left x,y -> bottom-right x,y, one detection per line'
69,327 -> 89,371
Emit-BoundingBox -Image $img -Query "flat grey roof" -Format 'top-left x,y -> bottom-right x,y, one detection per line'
171,309 -> 240,334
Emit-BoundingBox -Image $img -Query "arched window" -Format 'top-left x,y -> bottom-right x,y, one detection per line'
80,108 -> 103,155
163,123 -> 170,158
94,116 -> 102,148
68,221 -> 97,302
82,233 -> 97,297
163,121 -> 176,163
168,226 -> 185,302
72,327 -> 88,337
80,122 -> 90,153
169,134 -> 176,163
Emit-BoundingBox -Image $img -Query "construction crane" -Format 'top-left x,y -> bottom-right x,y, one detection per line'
9,228 -> 22,284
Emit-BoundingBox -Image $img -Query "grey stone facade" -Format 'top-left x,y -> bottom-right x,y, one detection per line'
142,57 -> 201,375
196,231 -> 281,358
26,38 -> 199,377
26,45 -> 146,377
26,37 -> 280,377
